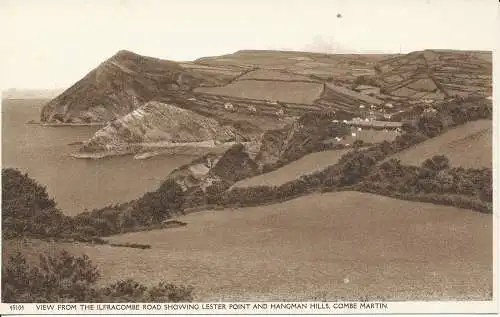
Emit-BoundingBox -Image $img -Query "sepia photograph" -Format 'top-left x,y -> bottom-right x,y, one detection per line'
0,0 -> 496,313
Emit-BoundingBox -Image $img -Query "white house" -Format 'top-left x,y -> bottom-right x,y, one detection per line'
384,103 -> 394,109
248,105 -> 257,113
351,132 -> 357,137
224,102 -> 235,111
359,104 -> 366,109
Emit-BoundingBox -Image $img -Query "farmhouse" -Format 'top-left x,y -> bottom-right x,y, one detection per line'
224,102 -> 235,111
355,85 -> 381,95
248,105 -> 257,113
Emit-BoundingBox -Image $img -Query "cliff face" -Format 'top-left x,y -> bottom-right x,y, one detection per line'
40,50 -> 238,123
80,101 -> 246,153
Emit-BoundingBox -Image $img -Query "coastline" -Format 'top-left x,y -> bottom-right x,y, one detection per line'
27,120 -> 106,127
71,140 -> 239,160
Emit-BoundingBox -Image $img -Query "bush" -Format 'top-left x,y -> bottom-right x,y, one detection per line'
2,250 -> 100,302
100,279 -> 147,302
148,281 -> 194,302
2,168 -> 70,239
2,251 -> 194,303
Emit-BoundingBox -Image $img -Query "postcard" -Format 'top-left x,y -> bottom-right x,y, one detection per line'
0,0 -> 497,315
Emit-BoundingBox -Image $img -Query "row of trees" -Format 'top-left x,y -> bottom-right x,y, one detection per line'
358,156 -> 492,213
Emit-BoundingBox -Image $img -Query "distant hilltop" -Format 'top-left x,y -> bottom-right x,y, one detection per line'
2,88 -> 66,100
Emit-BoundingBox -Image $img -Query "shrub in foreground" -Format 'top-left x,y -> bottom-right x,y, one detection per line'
2,250 -> 194,303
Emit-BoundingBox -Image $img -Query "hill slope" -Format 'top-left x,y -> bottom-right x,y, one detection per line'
374,50 -> 492,102
72,191 -> 493,301
387,119 -> 492,168
40,50 -> 241,123
232,148 -> 350,188
40,50 -> 396,125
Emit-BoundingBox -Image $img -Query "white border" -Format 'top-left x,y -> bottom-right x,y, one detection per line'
0,301 -> 498,315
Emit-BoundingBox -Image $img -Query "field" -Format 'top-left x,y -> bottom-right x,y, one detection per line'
237,69 -> 318,82
388,119 -> 492,168
233,149 -> 350,188
4,191 -> 491,301
343,127 -> 400,144
375,50 -> 492,101
194,80 -> 324,105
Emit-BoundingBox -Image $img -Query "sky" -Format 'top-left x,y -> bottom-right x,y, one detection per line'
0,0 -> 497,89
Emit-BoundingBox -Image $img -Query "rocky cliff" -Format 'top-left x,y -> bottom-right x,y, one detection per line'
79,101 -> 247,154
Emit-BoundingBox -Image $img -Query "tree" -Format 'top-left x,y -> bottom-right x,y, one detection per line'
134,179 -> 185,225
417,115 -> 444,137
2,168 -> 69,239
422,155 -> 450,172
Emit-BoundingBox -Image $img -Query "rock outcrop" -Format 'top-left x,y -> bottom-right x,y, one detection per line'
80,101 -> 246,154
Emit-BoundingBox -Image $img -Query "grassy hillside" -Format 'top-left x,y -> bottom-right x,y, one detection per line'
387,119 -> 491,168
233,148 -> 350,188
374,50 -> 492,101
195,81 -> 324,105
195,50 -> 393,82
37,191 -> 491,301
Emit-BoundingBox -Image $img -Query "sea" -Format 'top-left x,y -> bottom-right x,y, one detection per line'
1,99 -> 195,216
